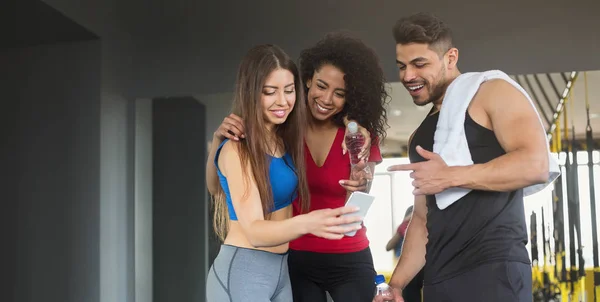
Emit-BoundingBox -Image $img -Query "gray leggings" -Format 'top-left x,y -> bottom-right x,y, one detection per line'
206,244 -> 292,302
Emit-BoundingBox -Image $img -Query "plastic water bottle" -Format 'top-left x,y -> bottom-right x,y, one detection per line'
374,274 -> 394,301
345,122 -> 365,166
345,122 -> 372,181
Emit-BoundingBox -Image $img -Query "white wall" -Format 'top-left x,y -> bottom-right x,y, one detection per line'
366,158 -> 415,273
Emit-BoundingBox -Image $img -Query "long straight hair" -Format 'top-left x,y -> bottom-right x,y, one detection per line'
212,44 -> 311,241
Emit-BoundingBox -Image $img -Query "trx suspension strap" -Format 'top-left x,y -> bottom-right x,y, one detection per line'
553,126 -> 567,285
553,112 -> 569,302
548,116 -> 566,301
566,86 -> 585,300
564,100 -> 577,295
584,71 -> 600,302
572,116 -> 586,289
531,211 -> 539,263
541,207 -> 553,299
541,208 -> 547,271
555,95 -> 567,286
531,211 -> 542,300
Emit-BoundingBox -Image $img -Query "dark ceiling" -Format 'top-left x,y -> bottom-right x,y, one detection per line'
15,0 -> 600,98
0,0 -> 98,50
119,0 -> 600,96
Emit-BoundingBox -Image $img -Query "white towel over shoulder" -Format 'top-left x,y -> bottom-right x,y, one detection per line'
433,70 -> 561,210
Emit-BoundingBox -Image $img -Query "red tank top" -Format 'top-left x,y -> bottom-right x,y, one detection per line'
290,127 -> 382,253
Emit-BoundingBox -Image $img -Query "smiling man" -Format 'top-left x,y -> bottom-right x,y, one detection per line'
374,13 -> 556,302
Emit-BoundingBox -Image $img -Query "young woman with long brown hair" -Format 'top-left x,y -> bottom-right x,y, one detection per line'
205,44 -> 363,302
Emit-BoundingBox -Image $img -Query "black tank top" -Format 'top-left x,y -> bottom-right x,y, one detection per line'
409,109 -> 530,285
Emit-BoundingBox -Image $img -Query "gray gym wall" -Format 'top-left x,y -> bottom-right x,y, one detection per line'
1,38 -> 103,302
152,97 -> 207,302
2,1 -> 134,302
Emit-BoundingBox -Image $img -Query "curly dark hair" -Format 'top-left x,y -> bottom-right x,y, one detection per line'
298,32 -> 390,141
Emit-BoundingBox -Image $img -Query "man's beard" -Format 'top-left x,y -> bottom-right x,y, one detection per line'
422,80 -> 447,106
416,67 -> 448,106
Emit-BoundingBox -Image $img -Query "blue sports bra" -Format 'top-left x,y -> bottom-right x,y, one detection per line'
214,139 -> 298,220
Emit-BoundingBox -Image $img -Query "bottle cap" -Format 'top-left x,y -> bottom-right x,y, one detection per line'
347,122 -> 358,133
375,274 -> 386,285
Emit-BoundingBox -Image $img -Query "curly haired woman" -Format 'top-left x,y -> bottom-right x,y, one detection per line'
207,32 -> 390,301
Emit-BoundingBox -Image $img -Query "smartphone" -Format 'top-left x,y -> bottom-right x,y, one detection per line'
341,191 -> 375,237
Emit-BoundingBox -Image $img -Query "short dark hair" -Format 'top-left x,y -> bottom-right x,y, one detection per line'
392,12 -> 453,56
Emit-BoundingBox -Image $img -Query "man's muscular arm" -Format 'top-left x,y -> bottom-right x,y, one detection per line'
446,79 -> 549,191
